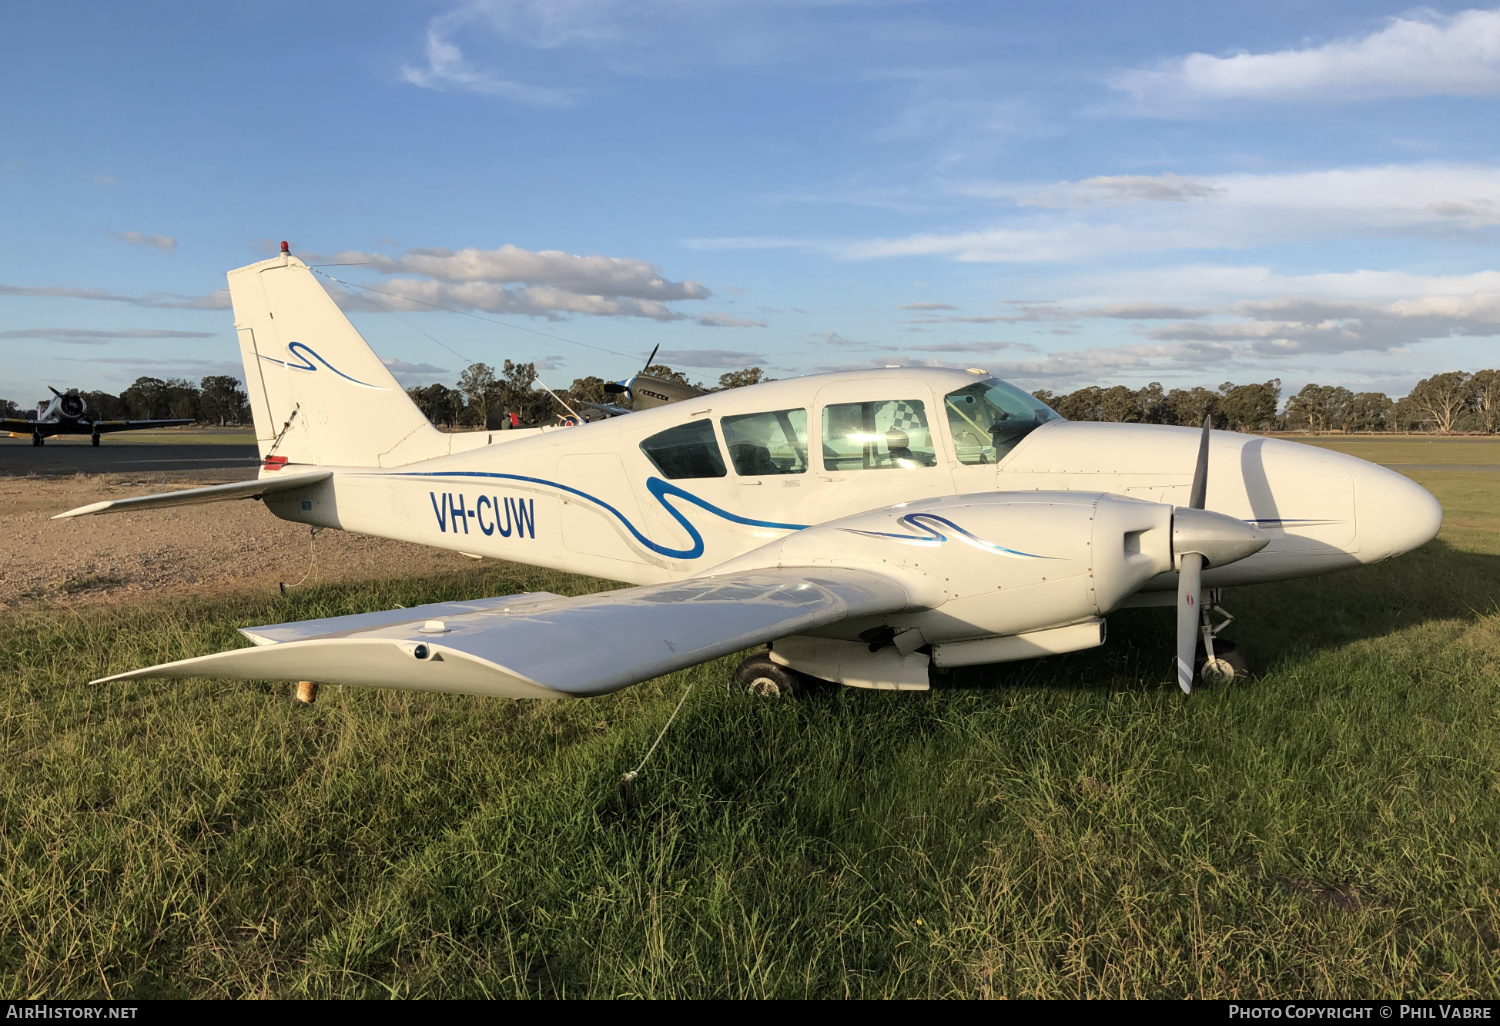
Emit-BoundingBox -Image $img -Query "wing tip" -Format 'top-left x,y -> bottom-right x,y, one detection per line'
52,501 -> 113,520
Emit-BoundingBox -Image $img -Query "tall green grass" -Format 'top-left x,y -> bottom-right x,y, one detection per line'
2,483 -> 1497,997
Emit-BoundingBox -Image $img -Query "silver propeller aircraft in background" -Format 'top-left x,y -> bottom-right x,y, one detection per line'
6,387 -> 193,447
58,250 -> 1443,700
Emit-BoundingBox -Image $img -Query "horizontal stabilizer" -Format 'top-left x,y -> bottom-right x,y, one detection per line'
53,470 -> 332,519
92,567 -> 912,699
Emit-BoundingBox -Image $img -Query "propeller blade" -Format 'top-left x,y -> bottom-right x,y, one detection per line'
1188,413 -> 1211,510
640,343 -> 660,377
48,385 -> 64,399
1175,551 -> 1203,694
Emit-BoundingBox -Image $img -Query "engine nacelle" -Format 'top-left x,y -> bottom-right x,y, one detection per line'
59,394 -> 86,418
711,490 -> 1176,645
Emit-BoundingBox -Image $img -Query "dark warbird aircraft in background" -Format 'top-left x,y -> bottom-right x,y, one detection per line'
3,387 -> 194,446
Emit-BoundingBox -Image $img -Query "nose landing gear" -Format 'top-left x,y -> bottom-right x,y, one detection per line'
1196,590 -> 1252,685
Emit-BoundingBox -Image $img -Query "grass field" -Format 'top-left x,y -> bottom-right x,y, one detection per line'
1,448 -> 1497,998
1285,435 -> 1500,466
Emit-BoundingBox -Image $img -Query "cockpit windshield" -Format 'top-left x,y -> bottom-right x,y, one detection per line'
943,378 -> 1061,465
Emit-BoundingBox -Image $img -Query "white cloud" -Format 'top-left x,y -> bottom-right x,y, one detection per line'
0,283 -> 229,309
656,348 -> 766,368
321,242 -> 735,324
981,277 -> 1500,375
67,356 -> 244,379
1066,266 -> 1500,307
111,231 -> 177,253
701,164 -> 1500,264
1115,8 -> 1500,108
94,175 -> 117,187
400,11 -> 576,105
904,340 -> 1039,354
0,328 -> 215,345
328,244 -> 709,300
696,312 -> 767,327
382,358 -> 448,375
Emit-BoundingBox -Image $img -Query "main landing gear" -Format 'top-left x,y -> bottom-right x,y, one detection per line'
31,432 -> 43,447
1196,589 -> 1252,685
731,651 -> 809,699
91,431 -> 101,447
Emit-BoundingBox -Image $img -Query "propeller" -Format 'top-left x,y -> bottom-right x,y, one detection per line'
1174,415 -> 1212,694
603,343 -> 660,398
49,386 -> 86,418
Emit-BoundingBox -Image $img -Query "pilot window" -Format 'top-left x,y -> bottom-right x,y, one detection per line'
721,409 -> 809,476
639,419 -> 727,479
821,400 -> 936,471
944,378 -> 1062,465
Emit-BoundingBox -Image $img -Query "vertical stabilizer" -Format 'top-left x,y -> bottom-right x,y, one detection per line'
229,252 -> 446,467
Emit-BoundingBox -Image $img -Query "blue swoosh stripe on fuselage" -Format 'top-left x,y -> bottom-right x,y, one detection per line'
394,470 -> 806,560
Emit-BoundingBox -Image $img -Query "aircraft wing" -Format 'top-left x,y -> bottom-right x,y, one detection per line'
90,567 -> 913,699
578,400 -> 634,417
53,470 -> 331,519
92,418 -> 197,433
2,418 -> 37,433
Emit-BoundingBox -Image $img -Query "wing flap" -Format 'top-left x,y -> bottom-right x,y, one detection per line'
92,567 -> 913,698
53,470 -> 332,519
239,592 -> 562,645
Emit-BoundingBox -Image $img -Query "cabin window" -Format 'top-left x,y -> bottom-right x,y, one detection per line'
639,419 -> 727,480
821,400 -> 936,471
943,378 -> 1062,465
721,409 -> 809,476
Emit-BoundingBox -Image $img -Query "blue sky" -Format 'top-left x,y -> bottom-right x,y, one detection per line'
5,1 -> 1500,408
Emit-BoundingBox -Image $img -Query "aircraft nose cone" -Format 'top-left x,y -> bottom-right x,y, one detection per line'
1355,464 -> 1443,562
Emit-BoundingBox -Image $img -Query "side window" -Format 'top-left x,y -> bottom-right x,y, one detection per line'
721,409 -> 809,476
944,379 -> 1061,465
821,399 -> 936,471
639,419 -> 727,479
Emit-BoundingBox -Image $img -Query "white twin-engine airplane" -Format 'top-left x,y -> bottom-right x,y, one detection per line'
62,249 -> 1442,699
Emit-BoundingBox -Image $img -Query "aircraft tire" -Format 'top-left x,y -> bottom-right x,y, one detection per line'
91,434 -> 100,447
32,434 -> 42,447
1196,639 -> 1251,685
732,652 -> 807,700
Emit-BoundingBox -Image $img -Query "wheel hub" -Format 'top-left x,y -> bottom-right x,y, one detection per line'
746,675 -> 782,698
1200,657 -> 1236,684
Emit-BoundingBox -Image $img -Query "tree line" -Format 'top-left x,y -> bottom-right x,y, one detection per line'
404,363 -> 1499,435
9,365 -> 1493,435
1035,369 -> 1499,434
405,361 -> 768,428
0,376 -> 251,425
